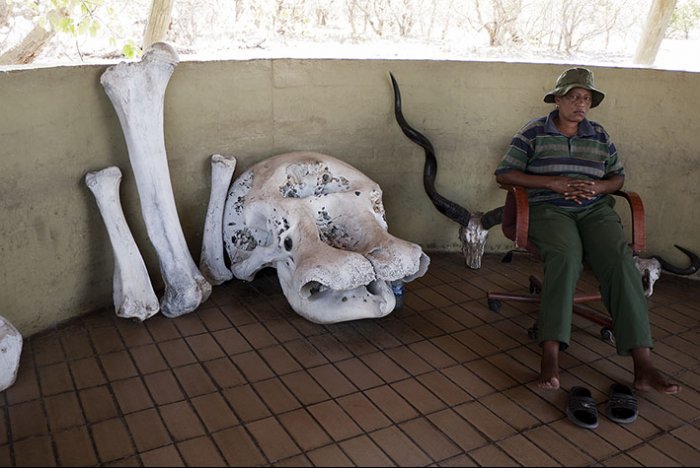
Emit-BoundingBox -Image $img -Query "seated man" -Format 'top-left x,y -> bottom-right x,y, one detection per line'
494,67 -> 679,394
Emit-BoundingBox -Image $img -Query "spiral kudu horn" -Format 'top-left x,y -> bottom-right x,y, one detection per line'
390,72 -> 503,269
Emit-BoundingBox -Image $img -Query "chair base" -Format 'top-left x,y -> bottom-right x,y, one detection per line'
486,275 -> 614,345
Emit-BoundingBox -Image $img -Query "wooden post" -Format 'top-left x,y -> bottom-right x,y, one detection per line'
633,0 -> 678,65
0,25 -> 54,65
143,0 -> 175,50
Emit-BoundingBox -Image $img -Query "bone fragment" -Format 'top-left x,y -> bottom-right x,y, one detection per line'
0,316 -> 22,392
85,167 -> 160,320
200,154 -> 236,285
100,42 -> 211,317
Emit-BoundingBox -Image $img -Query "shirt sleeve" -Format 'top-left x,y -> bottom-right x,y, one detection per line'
602,132 -> 625,178
495,128 -> 532,176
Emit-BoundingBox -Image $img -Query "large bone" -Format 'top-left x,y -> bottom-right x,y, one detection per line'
223,152 -> 429,324
85,167 -> 160,320
0,316 -> 22,392
100,42 -> 211,317
200,154 -> 236,285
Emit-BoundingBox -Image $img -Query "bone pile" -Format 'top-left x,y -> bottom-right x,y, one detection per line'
92,43 -> 430,324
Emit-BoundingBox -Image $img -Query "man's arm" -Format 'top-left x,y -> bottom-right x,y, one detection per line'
496,170 -> 624,204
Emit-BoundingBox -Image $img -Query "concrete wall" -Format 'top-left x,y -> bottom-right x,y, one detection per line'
1,59 -> 698,336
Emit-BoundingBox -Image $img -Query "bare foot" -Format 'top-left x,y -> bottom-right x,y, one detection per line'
634,367 -> 681,394
538,341 -> 560,390
632,347 -> 681,394
538,374 -> 560,390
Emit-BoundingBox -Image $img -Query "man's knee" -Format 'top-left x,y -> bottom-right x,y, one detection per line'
546,245 -> 582,264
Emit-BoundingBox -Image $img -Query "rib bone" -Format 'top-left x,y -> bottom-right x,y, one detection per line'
100,42 -> 211,317
85,167 -> 160,320
200,154 -> 237,285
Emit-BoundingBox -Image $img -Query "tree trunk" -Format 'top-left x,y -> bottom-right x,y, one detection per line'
143,0 -> 175,50
0,1 -> 10,26
634,0 -> 678,65
0,24 -> 55,65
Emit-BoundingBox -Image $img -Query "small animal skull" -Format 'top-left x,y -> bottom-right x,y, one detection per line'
223,151 -> 429,324
634,256 -> 661,297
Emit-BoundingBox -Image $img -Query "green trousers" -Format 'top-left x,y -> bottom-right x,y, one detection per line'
528,196 -> 652,356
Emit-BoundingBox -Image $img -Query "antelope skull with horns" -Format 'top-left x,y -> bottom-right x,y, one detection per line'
390,73 -> 503,269
635,244 -> 700,296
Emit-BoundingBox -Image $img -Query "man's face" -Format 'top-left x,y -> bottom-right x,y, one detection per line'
555,87 -> 593,122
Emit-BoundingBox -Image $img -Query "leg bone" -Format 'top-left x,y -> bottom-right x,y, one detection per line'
100,42 -> 211,317
200,154 -> 236,285
85,167 -> 160,320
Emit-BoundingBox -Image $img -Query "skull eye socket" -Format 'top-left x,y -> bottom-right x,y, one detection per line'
284,237 -> 293,251
301,280 -> 330,299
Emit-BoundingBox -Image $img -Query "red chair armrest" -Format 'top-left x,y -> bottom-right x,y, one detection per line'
500,185 -> 530,250
613,190 -> 646,254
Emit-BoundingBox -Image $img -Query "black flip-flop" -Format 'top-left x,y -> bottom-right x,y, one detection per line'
606,383 -> 638,424
566,386 -> 599,430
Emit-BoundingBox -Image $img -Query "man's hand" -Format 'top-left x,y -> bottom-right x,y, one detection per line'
547,177 -> 600,204
496,172 -> 623,205
565,180 -> 601,203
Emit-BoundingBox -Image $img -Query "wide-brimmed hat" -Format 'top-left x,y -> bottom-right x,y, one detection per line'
543,67 -> 605,108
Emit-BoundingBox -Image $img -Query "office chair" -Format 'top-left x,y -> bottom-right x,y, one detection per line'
486,186 -> 645,344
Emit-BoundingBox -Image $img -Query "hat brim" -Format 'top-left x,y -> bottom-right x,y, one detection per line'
544,84 -> 605,108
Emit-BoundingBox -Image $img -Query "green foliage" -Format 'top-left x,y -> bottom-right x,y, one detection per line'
25,0 -> 103,35
121,39 -> 140,58
668,0 -> 700,39
5,0 -> 140,60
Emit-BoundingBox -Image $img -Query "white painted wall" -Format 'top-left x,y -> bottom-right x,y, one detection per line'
1,59 -> 698,335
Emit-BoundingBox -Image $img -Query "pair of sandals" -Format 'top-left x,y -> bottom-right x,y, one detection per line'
566,383 -> 638,430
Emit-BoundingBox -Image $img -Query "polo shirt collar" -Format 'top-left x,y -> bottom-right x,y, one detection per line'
544,109 -> 595,137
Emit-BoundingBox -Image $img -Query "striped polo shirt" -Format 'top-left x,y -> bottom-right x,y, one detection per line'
495,110 -> 624,207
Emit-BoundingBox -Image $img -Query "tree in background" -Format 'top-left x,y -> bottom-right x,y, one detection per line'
466,0 -> 523,47
0,0 -> 145,65
668,0 -> 700,38
0,0 -> 695,67
556,0 -> 632,53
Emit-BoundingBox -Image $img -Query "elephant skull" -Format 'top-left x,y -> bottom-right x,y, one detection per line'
222,151 -> 430,324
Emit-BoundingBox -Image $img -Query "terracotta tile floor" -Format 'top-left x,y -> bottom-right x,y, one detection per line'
1,251 -> 699,467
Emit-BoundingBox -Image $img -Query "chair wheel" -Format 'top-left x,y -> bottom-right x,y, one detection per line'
488,299 -> 502,312
600,327 -> 615,345
527,323 -> 538,340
